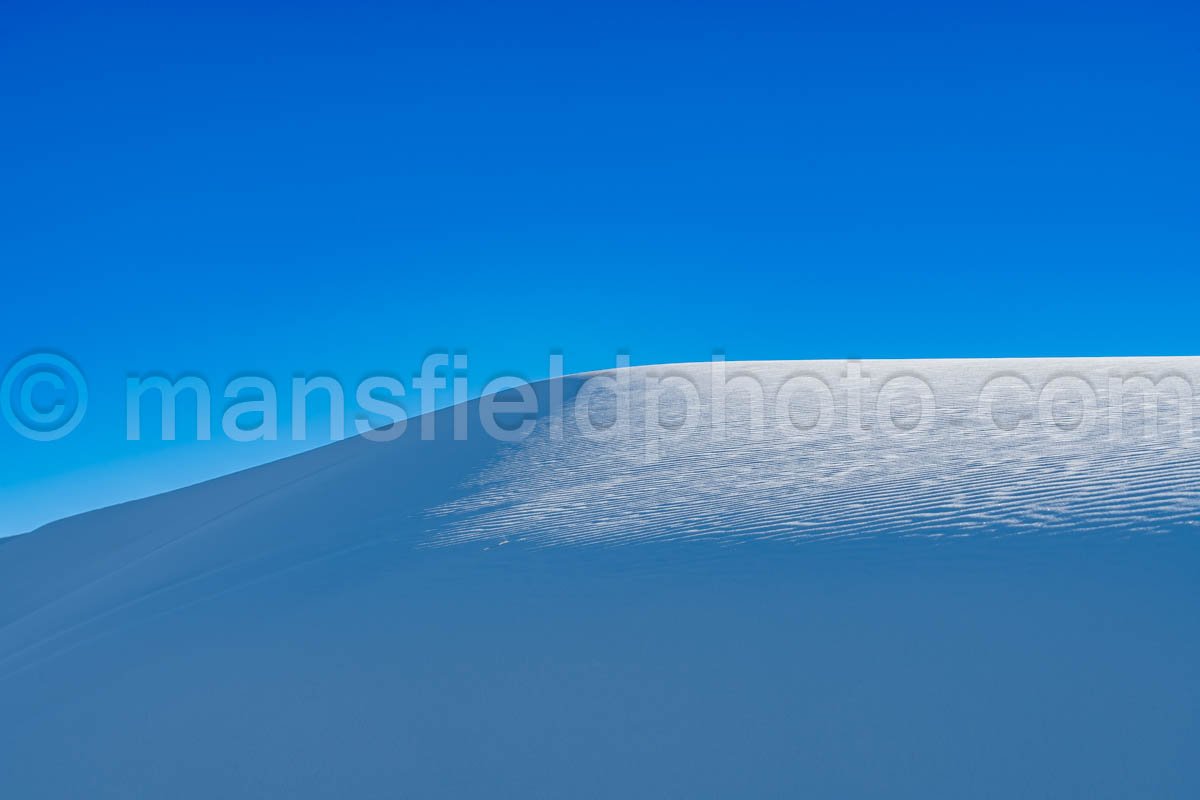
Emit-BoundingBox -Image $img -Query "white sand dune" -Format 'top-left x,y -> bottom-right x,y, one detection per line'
1,359 -> 1197,798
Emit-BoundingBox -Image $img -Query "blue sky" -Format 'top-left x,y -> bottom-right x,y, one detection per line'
2,0 -> 1198,534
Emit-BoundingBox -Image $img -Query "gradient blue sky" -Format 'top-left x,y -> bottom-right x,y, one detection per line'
2,0 -> 1198,534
